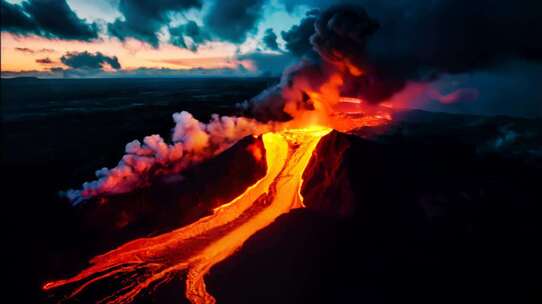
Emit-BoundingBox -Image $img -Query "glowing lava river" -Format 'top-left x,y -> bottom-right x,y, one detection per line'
43,126 -> 332,304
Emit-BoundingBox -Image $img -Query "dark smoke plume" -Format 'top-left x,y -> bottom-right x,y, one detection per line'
285,1 -> 542,103
248,5 -> 381,121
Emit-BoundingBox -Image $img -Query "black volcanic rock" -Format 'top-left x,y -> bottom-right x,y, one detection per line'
206,114 -> 542,304
301,130 -> 355,216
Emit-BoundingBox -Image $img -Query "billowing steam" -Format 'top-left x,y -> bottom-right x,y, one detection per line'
65,112 -> 267,204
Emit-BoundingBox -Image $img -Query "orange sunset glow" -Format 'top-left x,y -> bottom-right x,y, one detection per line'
1,33 -> 253,73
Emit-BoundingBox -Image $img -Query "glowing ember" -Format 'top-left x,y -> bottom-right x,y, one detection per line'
43,126 -> 332,304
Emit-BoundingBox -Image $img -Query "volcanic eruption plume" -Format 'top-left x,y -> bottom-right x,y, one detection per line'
45,5 -> 410,304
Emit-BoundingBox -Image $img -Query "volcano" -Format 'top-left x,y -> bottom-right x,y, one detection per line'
40,110 -> 542,304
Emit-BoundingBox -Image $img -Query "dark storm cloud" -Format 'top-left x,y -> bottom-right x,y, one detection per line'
60,51 -> 121,70
1,0 -> 37,33
108,0 -> 202,47
0,0 -> 98,41
281,9 -> 319,57
204,0 -> 266,43
262,28 -> 279,51
169,20 -> 209,51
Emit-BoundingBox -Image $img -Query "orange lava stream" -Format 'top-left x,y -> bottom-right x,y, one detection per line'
43,126 -> 332,304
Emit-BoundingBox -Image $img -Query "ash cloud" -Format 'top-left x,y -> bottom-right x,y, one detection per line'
280,0 -> 542,104
281,9 -> 319,57
1,0 -> 98,41
249,5 -> 380,121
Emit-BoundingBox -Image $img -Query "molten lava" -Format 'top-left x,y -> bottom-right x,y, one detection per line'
43,126 -> 332,304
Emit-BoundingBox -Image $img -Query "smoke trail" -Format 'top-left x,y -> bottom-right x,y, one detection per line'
65,112 -> 267,204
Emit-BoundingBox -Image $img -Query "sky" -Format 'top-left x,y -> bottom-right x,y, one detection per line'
1,0 -> 309,77
0,0 -> 540,117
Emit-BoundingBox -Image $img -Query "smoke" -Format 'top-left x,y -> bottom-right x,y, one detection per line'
248,5 -> 381,122
286,1 -> 541,108
65,112 -> 267,204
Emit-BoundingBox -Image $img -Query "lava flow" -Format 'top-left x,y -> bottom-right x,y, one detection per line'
43,126 -> 332,304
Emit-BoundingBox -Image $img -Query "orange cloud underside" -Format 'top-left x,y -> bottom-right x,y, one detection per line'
1,33 -> 249,72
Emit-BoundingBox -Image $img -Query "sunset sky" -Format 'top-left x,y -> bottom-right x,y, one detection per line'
1,0 -> 541,119
1,0 -> 308,77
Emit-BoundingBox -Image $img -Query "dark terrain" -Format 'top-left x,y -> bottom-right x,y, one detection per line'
2,78 -> 541,303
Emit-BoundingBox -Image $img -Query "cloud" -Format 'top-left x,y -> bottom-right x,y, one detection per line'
107,0 -> 202,47
36,57 -> 54,64
14,47 -> 55,54
169,20 -> 209,51
204,0 -> 266,43
60,51 -> 121,70
262,28 -> 279,51
14,47 -> 35,54
281,9 -> 319,57
0,0 -> 98,41
1,0 -> 36,34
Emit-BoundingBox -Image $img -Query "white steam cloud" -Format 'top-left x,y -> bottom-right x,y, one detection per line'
65,111 -> 267,204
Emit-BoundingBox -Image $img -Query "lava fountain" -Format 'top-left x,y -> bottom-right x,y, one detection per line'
43,126 -> 333,304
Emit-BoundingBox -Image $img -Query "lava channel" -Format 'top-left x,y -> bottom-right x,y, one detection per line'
43,126 -> 332,304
